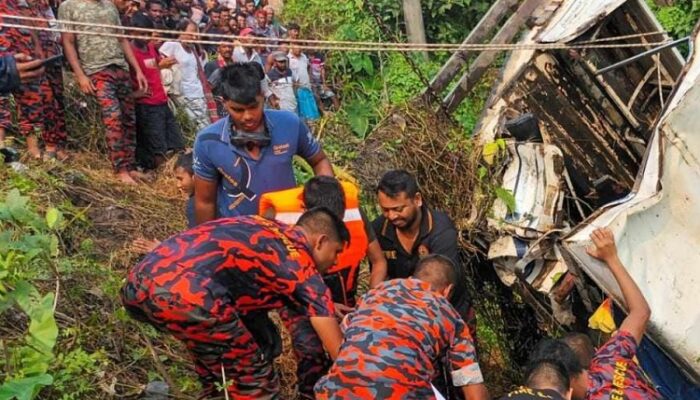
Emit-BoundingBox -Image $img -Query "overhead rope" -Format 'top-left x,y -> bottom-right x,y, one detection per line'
0,14 -> 675,53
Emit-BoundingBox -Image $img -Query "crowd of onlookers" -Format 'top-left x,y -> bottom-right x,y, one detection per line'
0,0 -> 338,183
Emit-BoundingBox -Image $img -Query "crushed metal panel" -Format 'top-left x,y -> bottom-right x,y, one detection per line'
538,0 -> 627,43
563,31 -> 700,382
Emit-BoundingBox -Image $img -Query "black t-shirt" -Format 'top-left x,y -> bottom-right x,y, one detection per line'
372,205 -> 470,314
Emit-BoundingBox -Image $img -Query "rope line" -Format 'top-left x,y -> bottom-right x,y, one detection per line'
0,21 -> 676,53
0,13 -> 674,52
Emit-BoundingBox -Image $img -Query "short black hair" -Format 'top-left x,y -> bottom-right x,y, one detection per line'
525,359 -> 570,395
377,169 -> 419,198
413,254 -> 457,290
297,207 -> 350,245
129,13 -> 154,29
562,332 -> 595,368
216,63 -> 264,104
175,18 -> 196,32
287,22 -> 300,31
303,177 -> 346,219
175,152 -> 193,175
529,338 -> 585,379
146,0 -> 164,9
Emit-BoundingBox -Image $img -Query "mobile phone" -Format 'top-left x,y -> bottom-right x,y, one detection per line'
40,54 -> 64,66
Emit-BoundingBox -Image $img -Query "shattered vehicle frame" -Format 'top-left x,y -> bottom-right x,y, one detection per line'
472,0 -> 699,391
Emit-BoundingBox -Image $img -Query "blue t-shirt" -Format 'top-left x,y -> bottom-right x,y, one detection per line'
193,110 -> 321,218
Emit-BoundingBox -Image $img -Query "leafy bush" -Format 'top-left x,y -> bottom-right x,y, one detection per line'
0,190 -> 61,400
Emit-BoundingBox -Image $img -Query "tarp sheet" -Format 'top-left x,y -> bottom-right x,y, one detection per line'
563,31 -> 700,382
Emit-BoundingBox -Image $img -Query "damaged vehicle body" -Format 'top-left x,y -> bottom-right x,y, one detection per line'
470,0 -> 699,396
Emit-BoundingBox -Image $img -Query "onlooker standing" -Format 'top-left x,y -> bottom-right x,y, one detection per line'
232,28 -> 263,65
33,0 -> 69,161
243,0 -> 256,28
129,15 -> 184,170
267,53 -> 296,112
310,51 -> 339,111
192,63 -> 333,223
289,44 -> 319,121
263,5 -> 285,38
143,0 -> 166,28
204,42 -> 234,80
159,19 -> 216,131
59,0 -> 149,184
286,21 -> 300,40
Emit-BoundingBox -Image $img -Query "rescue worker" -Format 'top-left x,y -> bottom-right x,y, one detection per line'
259,176 -> 388,397
500,358 -> 573,400
530,228 -> 662,400
121,208 -> 348,399
371,169 -> 476,399
259,176 -> 388,310
314,255 -> 490,400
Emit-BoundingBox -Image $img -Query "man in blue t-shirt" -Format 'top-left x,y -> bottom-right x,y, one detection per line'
193,63 -> 333,224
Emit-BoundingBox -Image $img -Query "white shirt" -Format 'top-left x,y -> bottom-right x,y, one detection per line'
288,52 -> 311,88
159,42 -> 205,99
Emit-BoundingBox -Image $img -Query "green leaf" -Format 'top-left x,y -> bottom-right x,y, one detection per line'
495,187 -> 517,213
45,208 -> 60,230
0,374 -> 53,400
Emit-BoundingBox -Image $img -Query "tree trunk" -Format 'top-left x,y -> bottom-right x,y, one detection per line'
402,0 -> 428,60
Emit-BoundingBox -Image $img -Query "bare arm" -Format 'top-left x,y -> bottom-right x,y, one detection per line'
367,240 -> 387,288
307,149 -> 334,177
194,176 -> 218,224
119,38 -> 148,90
587,228 -> 651,344
461,383 -> 490,400
62,31 -> 96,95
309,316 -> 343,360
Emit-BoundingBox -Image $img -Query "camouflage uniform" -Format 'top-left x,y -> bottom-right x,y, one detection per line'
0,1 -> 65,147
58,0 -> 135,171
314,278 -> 484,399
121,216 -> 336,399
587,330 -> 662,400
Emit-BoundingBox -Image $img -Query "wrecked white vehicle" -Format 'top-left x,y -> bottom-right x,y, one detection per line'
471,0 -> 699,396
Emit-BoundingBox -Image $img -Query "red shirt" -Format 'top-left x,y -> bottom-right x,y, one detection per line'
587,330 -> 662,400
130,42 -> 168,105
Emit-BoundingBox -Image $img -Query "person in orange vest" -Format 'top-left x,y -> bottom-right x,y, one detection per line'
260,176 -> 387,311
259,176 -> 388,398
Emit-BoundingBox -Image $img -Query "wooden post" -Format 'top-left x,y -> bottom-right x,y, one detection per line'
426,0 -> 519,98
443,0 -> 543,112
403,0 -> 428,59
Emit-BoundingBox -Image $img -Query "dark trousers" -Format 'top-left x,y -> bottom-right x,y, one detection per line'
135,102 -> 184,170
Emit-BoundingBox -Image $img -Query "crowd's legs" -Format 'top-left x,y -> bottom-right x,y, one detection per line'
135,103 -> 184,170
91,66 -> 137,177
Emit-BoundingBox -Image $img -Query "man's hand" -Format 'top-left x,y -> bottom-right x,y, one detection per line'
14,54 -> 44,83
135,70 -> 149,92
334,303 -> 353,319
587,227 -> 651,344
268,94 -> 280,109
158,57 -> 177,69
586,228 -> 619,264
76,74 -> 96,95
132,238 -> 161,254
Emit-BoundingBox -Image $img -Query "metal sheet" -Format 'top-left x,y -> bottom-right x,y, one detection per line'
564,31 -> 700,381
538,0 -> 627,43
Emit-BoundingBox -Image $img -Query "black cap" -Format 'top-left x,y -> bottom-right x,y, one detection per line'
499,388 -> 566,400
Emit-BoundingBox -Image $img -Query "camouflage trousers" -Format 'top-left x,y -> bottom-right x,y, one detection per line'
11,71 -> 66,147
121,290 -> 281,399
91,66 -> 136,172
